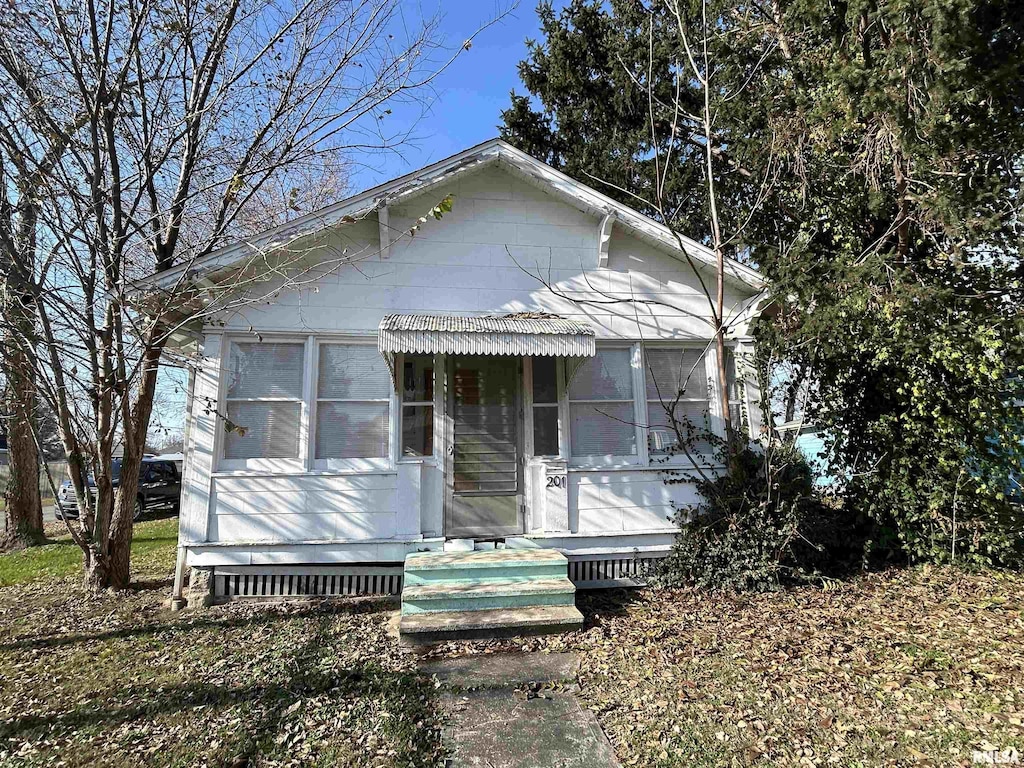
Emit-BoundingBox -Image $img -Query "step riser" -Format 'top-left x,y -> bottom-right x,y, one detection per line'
400,620 -> 580,646
398,604 -> 584,646
402,591 -> 575,615
403,563 -> 566,585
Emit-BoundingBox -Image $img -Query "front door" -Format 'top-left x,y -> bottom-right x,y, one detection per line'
445,355 -> 523,538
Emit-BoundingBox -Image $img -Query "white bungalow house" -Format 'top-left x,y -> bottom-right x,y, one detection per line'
151,139 -> 765,619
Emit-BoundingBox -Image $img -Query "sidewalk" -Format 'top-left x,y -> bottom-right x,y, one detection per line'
421,652 -> 621,768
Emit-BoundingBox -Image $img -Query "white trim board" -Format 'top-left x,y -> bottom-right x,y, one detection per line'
135,138 -> 763,296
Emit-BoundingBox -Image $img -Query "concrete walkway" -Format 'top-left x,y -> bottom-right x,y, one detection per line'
420,652 -> 621,768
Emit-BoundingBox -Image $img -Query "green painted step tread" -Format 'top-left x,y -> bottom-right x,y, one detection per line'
399,604 -> 584,635
404,549 -> 567,570
403,577 -> 576,601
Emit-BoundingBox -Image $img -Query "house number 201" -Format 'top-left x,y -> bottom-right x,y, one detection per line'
546,475 -> 566,489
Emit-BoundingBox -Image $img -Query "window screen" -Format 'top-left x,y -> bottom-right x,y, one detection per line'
226,342 -> 304,398
401,354 -> 433,457
223,342 -> 305,459
315,344 -> 391,459
724,347 -> 747,432
226,401 -> 302,459
568,348 -> 636,457
532,357 -> 559,456
316,401 -> 389,459
644,347 -> 712,456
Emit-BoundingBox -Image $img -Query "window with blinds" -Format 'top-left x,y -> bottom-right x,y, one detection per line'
315,344 -> 391,460
644,346 -> 713,456
223,342 -> 305,459
568,347 -> 637,458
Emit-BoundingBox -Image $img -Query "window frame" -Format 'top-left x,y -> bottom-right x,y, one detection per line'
642,341 -> 721,466
218,335 -> 311,473
311,338 -> 394,472
398,352 -> 437,463
566,343 -> 642,467
526,355 -> 562,459
212,333 -> 733,476
723,342 -> 750,434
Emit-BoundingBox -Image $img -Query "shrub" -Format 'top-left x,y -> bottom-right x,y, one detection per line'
656,439 -> 866,591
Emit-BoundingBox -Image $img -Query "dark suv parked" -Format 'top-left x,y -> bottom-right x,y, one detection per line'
57,457 -> 181,521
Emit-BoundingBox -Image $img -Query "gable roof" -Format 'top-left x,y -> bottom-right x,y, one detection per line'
139,138 -> 763,292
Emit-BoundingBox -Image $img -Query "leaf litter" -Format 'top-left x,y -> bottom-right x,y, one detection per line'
0,529 -> 1020,768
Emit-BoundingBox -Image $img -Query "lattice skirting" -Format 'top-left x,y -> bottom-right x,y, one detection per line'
567,553 -> 665,588
211,566 -> 404,602
206,553 -> 667,602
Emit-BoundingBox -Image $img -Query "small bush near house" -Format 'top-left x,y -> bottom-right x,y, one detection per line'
656,440 -> 868,592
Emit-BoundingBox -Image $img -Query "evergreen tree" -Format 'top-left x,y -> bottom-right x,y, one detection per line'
503,0 -> 1024,565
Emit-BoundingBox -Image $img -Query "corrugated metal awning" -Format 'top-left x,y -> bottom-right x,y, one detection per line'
378,313 -> 596,358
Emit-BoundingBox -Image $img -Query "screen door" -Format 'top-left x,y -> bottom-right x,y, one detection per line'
445,355 -> 523,537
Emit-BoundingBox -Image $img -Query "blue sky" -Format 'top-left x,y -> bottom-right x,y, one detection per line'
345,0 -> 561,193
150,0 -> 565,444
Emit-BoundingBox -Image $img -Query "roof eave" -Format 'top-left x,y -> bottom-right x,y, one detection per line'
137,137 -> 763,294
491,145 -> 763,291
136,140 -> 507,292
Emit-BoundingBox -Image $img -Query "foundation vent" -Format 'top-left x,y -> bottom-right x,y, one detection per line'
211,566 -> 403,602
567,554 -> 665,588
205,553 -> 668,602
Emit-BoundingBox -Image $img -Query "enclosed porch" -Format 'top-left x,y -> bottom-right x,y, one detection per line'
178,311 -> 753,608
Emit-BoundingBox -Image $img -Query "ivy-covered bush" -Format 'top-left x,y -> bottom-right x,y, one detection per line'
758,278 -> 1024,570
656,440 -> 865,592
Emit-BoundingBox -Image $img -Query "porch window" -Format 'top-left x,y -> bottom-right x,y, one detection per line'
568,347 -> 637,458
223,342 -> 305,459
315,344 -> 390,459
724,347 -> 747,431
644,346 -> 712,456
531,357 -> 559,456
401,354 -> 434,456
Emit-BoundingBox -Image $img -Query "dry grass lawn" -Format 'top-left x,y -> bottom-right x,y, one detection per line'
0,520 -> 442,768
0,521 -> 1021,767
437,568 -> 1024,767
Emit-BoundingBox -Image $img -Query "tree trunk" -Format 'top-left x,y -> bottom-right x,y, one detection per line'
715,327 -> 732,439
106,452 -> 140,590
689,7 -> 734,445
82,542 -> 109,590
105,337 -> 164,589
1,209 -> 43,549
2,384 -> 43,548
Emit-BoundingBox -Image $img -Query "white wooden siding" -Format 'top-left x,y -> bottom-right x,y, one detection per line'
219,166 -> 745,341
179,334 -> 222,545
181,163 -> 760,563
570,470 -> 700,534
208,473 -> 399,544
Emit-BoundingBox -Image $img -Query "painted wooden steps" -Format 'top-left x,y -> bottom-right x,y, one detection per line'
403,548 -> 570,585
398,548 -> 584,644
403,578 -> 576,614
400,605 -> 584,644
